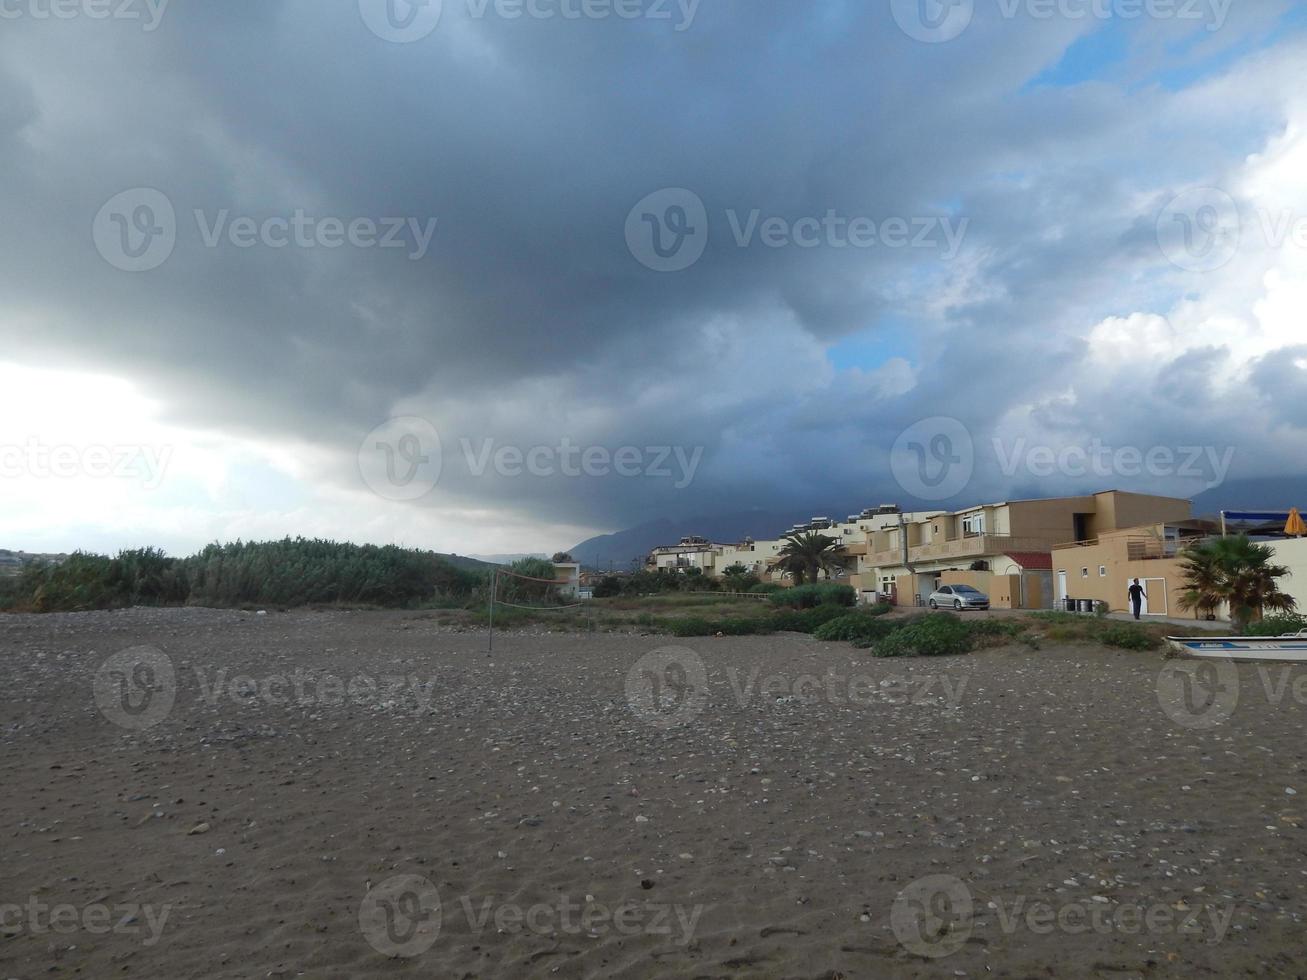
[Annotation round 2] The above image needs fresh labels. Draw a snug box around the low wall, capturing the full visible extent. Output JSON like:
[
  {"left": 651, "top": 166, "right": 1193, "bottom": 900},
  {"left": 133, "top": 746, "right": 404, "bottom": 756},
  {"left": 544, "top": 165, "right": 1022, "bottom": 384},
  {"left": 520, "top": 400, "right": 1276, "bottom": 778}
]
[{"left": 1271, "top": 539, "right": 1307, "bottom": 610}]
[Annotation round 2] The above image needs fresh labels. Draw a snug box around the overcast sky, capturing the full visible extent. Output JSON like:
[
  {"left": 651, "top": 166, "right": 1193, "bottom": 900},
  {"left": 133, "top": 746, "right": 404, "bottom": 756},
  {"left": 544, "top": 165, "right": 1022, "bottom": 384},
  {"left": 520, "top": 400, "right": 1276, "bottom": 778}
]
[{"left": 2, "top": 0, "right": 1305, "bottom": 556}]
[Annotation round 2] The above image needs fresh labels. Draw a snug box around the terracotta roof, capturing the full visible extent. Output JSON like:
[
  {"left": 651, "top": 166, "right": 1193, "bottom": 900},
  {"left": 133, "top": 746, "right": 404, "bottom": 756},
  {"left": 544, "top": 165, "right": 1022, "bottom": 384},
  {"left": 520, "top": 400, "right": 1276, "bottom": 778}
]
[{"left": 1004, "top": 551, "right": 1053, "bottom": 570}]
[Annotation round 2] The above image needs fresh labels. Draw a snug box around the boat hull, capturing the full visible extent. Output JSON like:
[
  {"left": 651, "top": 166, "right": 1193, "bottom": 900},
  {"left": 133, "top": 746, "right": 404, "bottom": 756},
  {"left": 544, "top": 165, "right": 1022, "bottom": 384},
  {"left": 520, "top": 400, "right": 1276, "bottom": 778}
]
[{"left": 1167, "top": 635, "right": 1307, "bottom": 663}]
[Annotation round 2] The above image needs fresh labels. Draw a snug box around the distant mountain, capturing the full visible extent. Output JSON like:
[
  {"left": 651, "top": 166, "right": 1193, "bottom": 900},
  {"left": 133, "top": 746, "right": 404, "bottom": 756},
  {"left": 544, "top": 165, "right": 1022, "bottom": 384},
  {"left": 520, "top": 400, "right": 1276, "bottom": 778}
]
[
  {"left": 1192, "top": 478, "right": 1304, "bottom": 517},
  {"left": 465, "top": 553, "right": 548, "bottom": 566},
  {"left": 569, "top": 510, "right": 831, "bottom": 571},
  {"left": 434, "top": 553, "right": 502, "bottom": 573}
]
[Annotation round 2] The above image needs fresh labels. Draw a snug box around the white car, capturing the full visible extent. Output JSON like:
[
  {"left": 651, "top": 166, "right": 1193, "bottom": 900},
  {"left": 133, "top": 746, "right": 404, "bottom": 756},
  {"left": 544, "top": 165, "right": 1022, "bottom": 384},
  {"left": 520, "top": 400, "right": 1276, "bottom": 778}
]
[{"left": 928, "top": 584, "right": 990, "bottom": 611}]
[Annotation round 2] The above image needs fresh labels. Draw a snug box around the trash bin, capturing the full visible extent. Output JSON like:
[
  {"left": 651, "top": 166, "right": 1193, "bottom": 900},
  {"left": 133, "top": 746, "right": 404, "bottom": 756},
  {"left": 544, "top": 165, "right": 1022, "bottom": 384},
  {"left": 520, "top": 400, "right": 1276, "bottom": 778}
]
[
  {"left": 1077, "top": 599, "right": 1094, "bottom": 614},
  {"left": 1063, "top": 597, "right": 1077, "bottom": 612}
]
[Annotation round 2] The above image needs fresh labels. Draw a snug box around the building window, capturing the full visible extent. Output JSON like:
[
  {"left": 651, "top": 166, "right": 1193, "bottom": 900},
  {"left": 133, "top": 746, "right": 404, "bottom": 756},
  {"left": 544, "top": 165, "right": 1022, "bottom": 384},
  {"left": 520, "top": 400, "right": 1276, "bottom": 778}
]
[
  {"left": 962, "top": 513, "right": 985, "bottom": 536},
  {"left": 1081, "top": 567, "right": 1089, "bottom": 578},
  {"left": 1099, "top": 566, "right": 1107, "bottom": 577}
]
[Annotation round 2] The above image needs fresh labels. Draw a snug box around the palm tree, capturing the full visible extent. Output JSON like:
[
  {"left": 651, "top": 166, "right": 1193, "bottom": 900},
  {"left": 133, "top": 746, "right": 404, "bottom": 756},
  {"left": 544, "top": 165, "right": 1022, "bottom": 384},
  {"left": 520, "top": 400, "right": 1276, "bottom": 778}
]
[
  {"left": 777, "top": 532, "right": 847, "bottom": 585},
  {"left": 1178, "top": 535, "right": 1297, "bottom": 631},
  {"left": 1177, "top": 545, "right": 1223, "bottom": 620}
]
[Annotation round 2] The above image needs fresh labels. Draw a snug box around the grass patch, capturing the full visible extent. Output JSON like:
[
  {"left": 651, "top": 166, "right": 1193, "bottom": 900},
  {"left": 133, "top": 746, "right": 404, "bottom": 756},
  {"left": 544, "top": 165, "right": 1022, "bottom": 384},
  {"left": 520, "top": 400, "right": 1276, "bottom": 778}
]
[
  {"left": 666, "top": 617, "right": 775, "bottom": 637},
  {"left": 1100, "top": 623, "right": 1162, "bottom": 651}
]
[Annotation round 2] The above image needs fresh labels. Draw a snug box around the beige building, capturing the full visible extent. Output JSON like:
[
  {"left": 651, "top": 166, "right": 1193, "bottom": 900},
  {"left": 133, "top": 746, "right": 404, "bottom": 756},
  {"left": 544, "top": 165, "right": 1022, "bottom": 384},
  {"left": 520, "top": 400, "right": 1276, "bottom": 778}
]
[
  {"left": 1051, "top": 519, "right": 1218, "bottom": 618},
  {"left": 854, "top": 491, "right": 1194, "bottom": 609},
  {"left": 552, "top": 561, "right": 582, "bottom": 598},
  {"left": 647, "top": 537, "right": 725, "bottom": 573},
  {"left": 644, "top": 492, "right": 1197, "bottom": 609}
]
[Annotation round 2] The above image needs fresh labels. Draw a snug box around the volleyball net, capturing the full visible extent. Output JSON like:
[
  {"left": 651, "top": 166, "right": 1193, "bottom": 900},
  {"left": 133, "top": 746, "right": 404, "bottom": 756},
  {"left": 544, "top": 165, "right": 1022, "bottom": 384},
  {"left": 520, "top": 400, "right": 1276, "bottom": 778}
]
[{"left": 486, "top": 566, "right": 590, "bottom": 651}]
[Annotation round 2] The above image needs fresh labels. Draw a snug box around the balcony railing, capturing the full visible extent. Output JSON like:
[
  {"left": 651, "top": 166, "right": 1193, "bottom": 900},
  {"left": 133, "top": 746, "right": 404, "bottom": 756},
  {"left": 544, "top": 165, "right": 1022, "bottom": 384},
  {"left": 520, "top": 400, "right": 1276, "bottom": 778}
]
[{"left": 1053, "top": 534, "right": 1214, "bottom": 561}]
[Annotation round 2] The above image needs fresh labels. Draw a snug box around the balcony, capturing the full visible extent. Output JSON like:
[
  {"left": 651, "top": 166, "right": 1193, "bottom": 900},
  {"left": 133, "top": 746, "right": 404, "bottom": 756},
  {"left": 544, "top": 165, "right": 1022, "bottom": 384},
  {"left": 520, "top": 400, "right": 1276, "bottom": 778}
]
[{"left": 861, "top": 534, "right": 1056, "bottom": 568}]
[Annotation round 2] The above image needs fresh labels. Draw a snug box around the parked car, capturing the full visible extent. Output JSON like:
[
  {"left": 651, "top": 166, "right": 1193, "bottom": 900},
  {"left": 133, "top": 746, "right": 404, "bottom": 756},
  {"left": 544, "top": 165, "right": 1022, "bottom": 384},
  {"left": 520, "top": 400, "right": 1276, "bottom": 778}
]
[{"left": 928, "top": 584, "right": 990, "bottom": 611}]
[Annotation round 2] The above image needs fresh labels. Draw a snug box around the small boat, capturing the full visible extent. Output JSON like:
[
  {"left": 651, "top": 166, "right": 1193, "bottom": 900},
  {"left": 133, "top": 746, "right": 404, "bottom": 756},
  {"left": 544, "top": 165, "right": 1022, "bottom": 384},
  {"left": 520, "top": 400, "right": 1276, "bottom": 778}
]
[{"left": 1167, "top": 630, "right": 1307, "bottom": 663}]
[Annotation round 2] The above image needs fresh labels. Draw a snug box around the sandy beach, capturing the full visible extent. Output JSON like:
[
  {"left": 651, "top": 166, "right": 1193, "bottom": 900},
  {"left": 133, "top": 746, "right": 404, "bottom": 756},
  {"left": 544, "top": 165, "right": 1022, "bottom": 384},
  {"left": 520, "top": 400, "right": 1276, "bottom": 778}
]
[{"left": 3, "top": 607, "right": 1306, "bottom": 978}]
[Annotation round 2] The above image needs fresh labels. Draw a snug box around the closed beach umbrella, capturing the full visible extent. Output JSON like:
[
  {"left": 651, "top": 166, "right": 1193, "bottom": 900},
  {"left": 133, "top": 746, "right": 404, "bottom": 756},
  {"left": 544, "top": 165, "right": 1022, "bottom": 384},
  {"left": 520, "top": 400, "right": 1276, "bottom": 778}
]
[{"left": 1286, "top": 508, "right": 1306, "bottom": 537}]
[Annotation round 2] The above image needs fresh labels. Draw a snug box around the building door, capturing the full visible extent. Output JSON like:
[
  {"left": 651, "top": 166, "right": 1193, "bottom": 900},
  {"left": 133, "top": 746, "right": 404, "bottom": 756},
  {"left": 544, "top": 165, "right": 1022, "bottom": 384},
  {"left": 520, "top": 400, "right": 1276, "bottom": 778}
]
[
  {"left": 1057, "top": 570, "right": 1068, "bottom": 601},
  {"left": 1140, "top": 578, "right": 1167, "bottom": 616}
]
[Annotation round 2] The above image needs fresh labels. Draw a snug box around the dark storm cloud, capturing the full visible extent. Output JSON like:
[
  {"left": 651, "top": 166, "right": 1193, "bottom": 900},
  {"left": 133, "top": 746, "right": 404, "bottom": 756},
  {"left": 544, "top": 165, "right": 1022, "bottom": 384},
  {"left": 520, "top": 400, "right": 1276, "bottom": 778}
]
[{"left": 0, "top": 0, "right": 1302, "bottom": 532}]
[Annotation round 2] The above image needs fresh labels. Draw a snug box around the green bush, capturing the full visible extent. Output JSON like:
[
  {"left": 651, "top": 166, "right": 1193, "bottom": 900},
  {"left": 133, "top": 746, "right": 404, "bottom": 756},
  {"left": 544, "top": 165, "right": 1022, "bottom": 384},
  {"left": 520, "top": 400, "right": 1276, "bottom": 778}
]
[
  {"left": 865, "top": 602, "right": 894, "bottom": 617},
  {"left": 813, "top": 612, "right": 904, "bottom": 643},
  {"left": 869, "top": 613, "right": 975, "bottom": 658},
  {"left": 768, "top": 584, "right": 857, "bottom": 609},
  {"left": 1100, "top": 623, "right": 1161, "bottom": 651},
  {"left": 1245, "top": 614, "right": 1307, "bottom": 637},
  {"left": 3, "top": 539, "right": 481, "bottom": 613},
  {"left": 749, "top": 583, "right": 784, "bottom": 595}
]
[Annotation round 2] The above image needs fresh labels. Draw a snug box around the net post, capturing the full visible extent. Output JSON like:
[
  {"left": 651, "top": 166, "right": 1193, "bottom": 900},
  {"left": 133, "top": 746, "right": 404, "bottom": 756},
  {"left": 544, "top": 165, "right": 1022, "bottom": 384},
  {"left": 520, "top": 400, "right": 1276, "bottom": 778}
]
[{"left": 488, "top": 568, "right": 496, "bottom": 655}]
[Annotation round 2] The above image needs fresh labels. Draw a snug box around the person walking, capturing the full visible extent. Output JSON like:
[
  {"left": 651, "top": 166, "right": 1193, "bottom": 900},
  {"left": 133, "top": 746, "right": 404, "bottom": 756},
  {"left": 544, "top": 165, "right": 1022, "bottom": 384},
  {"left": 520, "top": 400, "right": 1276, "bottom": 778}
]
[{"left": 1128, "top": 579, "right": 1147, "bottom": 621}]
